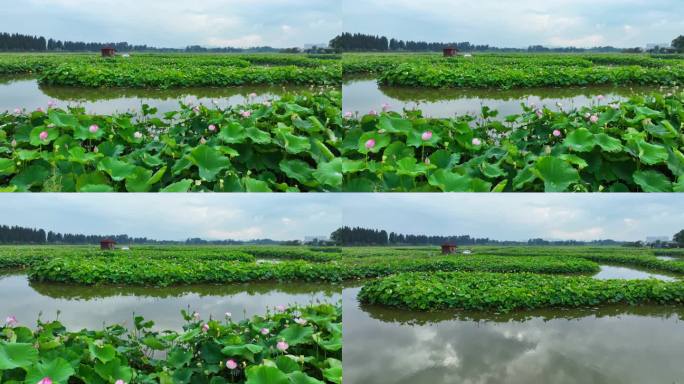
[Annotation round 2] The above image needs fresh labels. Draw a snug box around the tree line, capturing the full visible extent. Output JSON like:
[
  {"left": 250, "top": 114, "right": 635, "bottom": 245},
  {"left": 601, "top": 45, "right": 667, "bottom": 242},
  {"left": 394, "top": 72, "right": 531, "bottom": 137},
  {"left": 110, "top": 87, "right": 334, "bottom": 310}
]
[
  {"left": 0, "top": 224, "right": 278, "bottom": 245},
  {"left": 330, "top": 32, "right": 684, "bottom": 53},
  {"left": 0, "top": 31, "right": 281, "bottom": 52},
  {"left": 329, "top": 226, "right": 628, "bottom": 246}
]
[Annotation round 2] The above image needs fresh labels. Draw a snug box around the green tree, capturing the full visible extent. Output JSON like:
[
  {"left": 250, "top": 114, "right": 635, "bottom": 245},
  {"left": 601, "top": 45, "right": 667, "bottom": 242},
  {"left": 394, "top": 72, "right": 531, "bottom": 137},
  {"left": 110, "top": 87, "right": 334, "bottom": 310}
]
[
  {"left": 674, "top": 230, "right": 684, "bottom": 246},
  {"left": 672, "top": 35, "right": 684, "bottom": 53}
]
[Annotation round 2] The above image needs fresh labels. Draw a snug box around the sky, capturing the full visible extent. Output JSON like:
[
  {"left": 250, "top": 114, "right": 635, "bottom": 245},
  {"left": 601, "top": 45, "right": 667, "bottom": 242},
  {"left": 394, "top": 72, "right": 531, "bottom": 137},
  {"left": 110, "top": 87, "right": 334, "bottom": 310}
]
[
  {"left": 0, "top": 0, "right": 341, "bottom": 48},
  {"left": 344, "top": 0, "right": 684, "bottom": 48},
  {"left": 339, "top": 194, "right": 684, "bottom": 242},
  {"left": 0, "top": 194, "right": 342, "bottom": 241},
  {"left": 1, "top": 194, "right": 682, "bottom": 242}
]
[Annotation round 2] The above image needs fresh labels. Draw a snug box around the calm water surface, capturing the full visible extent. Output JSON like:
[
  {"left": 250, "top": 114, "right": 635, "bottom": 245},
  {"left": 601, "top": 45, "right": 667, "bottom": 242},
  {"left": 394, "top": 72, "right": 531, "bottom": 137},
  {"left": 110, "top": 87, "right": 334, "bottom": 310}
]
[
  {"left": 343, "top": 76, "right": 660, "bottom": 118},
  {"left": 593, "top": 265, "right": 678, "bottom": 281},
  {"left": 0, "top": 75, "right": 316, "bottom": 114},
  {"left": 0, "top": 271, "right": 340, "bottom": 330},
  {"left": 343, "top": 286, "right": 684, "bottom": 384}
]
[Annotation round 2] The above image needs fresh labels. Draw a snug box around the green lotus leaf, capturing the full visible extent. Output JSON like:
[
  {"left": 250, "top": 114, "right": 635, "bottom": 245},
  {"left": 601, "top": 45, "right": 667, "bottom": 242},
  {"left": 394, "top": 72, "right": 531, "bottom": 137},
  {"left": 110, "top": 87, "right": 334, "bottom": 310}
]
[
  {"left": 0, "top": 343, "right": 39, "bottom": 369},
  {"left": 633, "top": 170, "right": 673, "bottom": 192},
  {"left": 25, "top": 358, "right": 75, "bottom": 384},
  {"left": 533, "top": 156, "right": 579, "bottom": 192},
  {"left": 188, "top": 145, "right": 231, "bottom": 181}
]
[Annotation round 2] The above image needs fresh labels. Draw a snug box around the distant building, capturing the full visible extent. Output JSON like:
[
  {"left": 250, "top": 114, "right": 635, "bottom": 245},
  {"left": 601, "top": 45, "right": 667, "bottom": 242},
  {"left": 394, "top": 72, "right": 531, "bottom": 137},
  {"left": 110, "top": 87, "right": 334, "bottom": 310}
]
[
  {"left": 443, "top": 47, "right": 458, "bottom": 57},
  {"left": 305, "top": 235, "right": 329, "bottom": 243},
  {"left": 646, "top": 43, "right": 670, "bottom": 50},
  {"left": 304, "top": 43, "right": 329, "bottom": 50},
  {"left": 646, "top": 236, "right": 670, "bottom": 244},
  {"left": 100, "top": 239, "right": 116, "bottom": 250},
  {"left": 101, "top": 47, "right": 116, "bottom": 57},
  {"left": 441, "top": 243, "right": 458, "bottom": 255}
]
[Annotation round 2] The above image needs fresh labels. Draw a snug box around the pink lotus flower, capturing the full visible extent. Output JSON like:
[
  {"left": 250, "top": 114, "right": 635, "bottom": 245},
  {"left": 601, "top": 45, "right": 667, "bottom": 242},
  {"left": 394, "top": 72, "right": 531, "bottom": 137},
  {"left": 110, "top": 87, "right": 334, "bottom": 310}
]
[
  {"left": 47, "top": 100, "right": 57, "bottom": 108},
  {"left": 37, "top": 377, "right": 52, "bottom": 384},
  {"left": 115, "top": 380, "right": 126, "bottom": 384},
  {"left": 89, "top": 124, "right": 99, "bottom": 133},
  {"left": 276, "top": 341, "right": 289, "bottom": 352},
  {"left": 5, "top": 316, "right": 17, "bottom": 327},
  {"left": 421, "top": 131, "right": 433, "bottom": 141},
  {"left": 93, "top": 146, "right": 99, "bottom": 153},
  {"left": 382, "top": 103, "right": 391, "bottom": 112},
  {"left": 193, "top": 312, "right": 200, "bottom": 320},
  {"left": 472, "top": 138, "right": 481, "bottom": 146},
  {"left": 260, "top": 328, "right": 269, "bottom": 335},
  {"left": 11, "top": 139, "right": 17, "bottom": 148},
  {"left": 294, "top": 318, "right": 307, "bottom": 325},
  {"left": 589, "top": 115, "right": 599, "bottom": 123},
  {"left": 13, "top": 108, "right": 22, "bottom": 115},
  {"left": 36, "top": 107, "right": 44, "bottom": 113},
  {"left": 208, "top": 124, "right": 217, "bottom": 132},
  {"left": 249, "top": 92, "right": 258, "bottom": 98},
  {"left": 597, "top": 94, "right": 605, "bottom": 101},
  {"left": 201, "top": 323, "right": 209, "bottom": 333},
  {"left": 275, "top": 305, "right": 286, "bottom": 312},
  {"left": 241, "top": 110, "right": 252, "bottom": 118},
  {"left": 226, "top": 359, "right": 238, "bottom": 370},
  {"left": 424, "top": 158, "right": 431, "bottom": 165},
  {"left": 553, "top": 130, "right": 562, "bottom": 137},
  {"left": 368, "top": 109, "right": 378, "bottom": 116},
  {"left": 365, "top": 139, "right": 376, "bottom": 150},
  {"left": 134, "top": 131, "right": 143, "bottom": 139},
  {"left": 343, "top": 111, "right": 354, "bottom": 119},
  {"left": 39, "top": 131, "right": 49, "bottom": 141}
]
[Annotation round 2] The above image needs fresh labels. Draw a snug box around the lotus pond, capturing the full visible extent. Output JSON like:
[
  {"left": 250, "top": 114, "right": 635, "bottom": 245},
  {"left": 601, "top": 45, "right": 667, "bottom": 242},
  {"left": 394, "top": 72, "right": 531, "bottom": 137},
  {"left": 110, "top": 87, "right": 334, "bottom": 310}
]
[
  {"left": 0, "top": 245, "right": 343, "bottom": 383},
  {"left": 343, "top": 75, "right": 661, "bottom": 118},
  {"left": 0, "top": 75, "right": 317, "bottom": 116},
  {"left": 344, "top": 286, "right": 684, "bottom": 384},
  {"left": 345, "top": 245, "right": 684, "bottom": 383}
]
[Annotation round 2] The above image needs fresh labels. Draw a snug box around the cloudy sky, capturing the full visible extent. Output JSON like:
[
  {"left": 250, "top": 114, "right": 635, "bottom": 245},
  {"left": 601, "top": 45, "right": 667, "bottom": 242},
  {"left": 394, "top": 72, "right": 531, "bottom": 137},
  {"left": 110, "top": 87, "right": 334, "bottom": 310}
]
[
  {"left": 1, "top": 194, "right": 682, "bottom": 242},
  {"left": 1, "top": 0, "right": 341, "bottom": 48},
  {"left": 0, "top": 194, "right": 342, "bottom": 241},
  {"left": 344, "top": 0, "right": 684, "bottom": 48},
  {"left": 339, "top": 194, "right": 684, "bottom": 242}
]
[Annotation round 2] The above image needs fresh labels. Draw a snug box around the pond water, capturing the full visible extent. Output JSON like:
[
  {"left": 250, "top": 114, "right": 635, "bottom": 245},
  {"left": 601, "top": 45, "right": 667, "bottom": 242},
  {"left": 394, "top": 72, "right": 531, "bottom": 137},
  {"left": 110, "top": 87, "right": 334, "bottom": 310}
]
[
  {"left": 343, "top": 76, "right": 660, "bottom": 118},
  {"left": 593, "top": 265, "right": 678, "bottom": 281},
  {"left": 657, "top": 256, "right": 679, "bottom": 261},
  {"left": 0, "top": 75, "right": 316, "bottom": 115},
  {"left": 343, "top": 287, "right": 684, "bottom": 384},
  {"left": 0, "top": 272, "right": 340, "bottom": 330}
]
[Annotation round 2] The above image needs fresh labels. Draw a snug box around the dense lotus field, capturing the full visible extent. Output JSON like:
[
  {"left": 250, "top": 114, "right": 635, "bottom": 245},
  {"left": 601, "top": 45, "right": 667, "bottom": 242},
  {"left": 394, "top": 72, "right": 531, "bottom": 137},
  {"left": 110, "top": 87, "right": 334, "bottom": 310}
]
[
  {"left": 3, "top": 245, "right": 683, "bottom": 286},
  {"left": 342, "top": 53, "right": 684, "bottom": 88},
  {"left": 0, "top": 302, "right": 342, "bottom": 384},
  {"left": 358, "top": 271, "right": 684, "bottom": 312},
  {"left": 0, "top": 53, "right": 342, "bottom": 87},
  {"left": 2, "top": 87, "right": 683, "bottom": 191}
]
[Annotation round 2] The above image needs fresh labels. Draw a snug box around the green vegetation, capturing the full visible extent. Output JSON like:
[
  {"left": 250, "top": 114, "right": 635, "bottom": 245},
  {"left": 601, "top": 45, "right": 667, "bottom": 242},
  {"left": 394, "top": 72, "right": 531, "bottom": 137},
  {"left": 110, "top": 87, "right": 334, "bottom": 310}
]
[
  {"left": 2, "top": 88, "right": 682, "bottom": 192},
  {"left": 0, "top": 91, "right": 342, "bottom": 192},
  {"left": 358, "top": 271, "right": 684, "bottom": 312},
  {"left": 0, "top": 53, "right": 342, "bottom": 87},
  {"left": 0, "top": 303, "right": 342, "bottom": 384},
  {"left": 342, "top": 53, "right": 684, "bottom": 88},
  {"left": 27, "top": 254, "right": 598, "bottom": 286}
]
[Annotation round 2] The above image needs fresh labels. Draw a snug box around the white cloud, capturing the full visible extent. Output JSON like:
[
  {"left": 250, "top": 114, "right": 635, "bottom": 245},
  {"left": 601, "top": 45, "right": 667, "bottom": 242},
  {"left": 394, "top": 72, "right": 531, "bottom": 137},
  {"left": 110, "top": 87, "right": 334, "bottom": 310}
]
[
  {"left": 207, "top": 227, "right": 264, "bottom": 240},
  {"left": 207, "top": 35, "right": 263, "bottom": 48},
  {"left": 344, "top": 0, "right": 684, "bottom": 47},
  {"left": 3, "top": 0, "right": 341, "bottom": 47}
]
